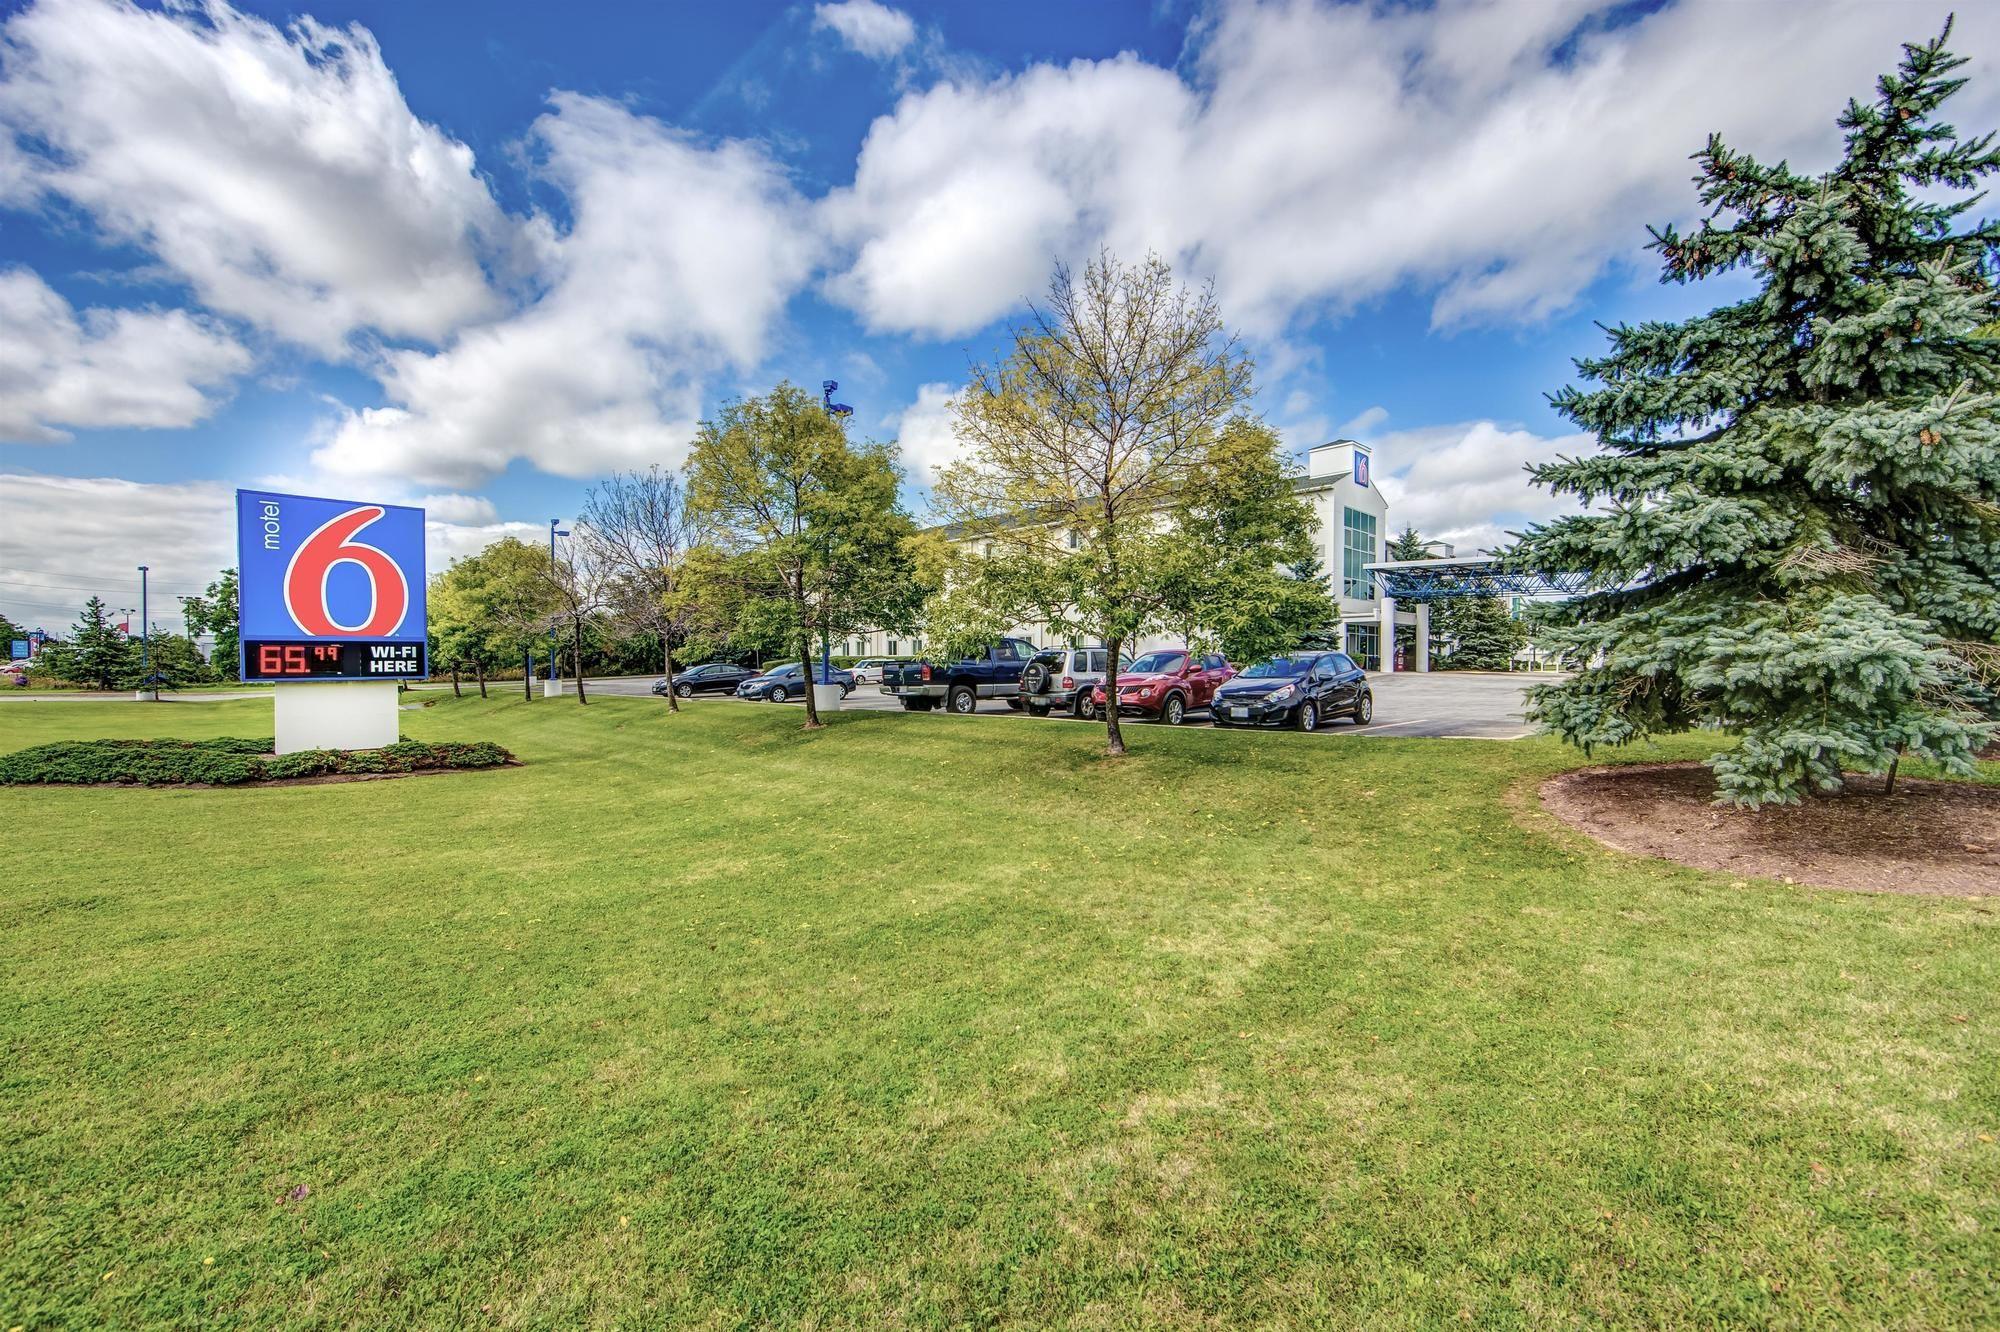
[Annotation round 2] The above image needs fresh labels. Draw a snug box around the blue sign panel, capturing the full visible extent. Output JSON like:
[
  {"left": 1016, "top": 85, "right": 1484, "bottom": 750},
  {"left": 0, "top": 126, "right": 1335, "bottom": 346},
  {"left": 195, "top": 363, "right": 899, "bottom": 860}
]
[
  {"left": 1353, "top": 448, "right": 1371, "bottom": 488},
  {"left": 9, "top": 639, "right": 25, "bottom": 660},
  {"left": 235, "top": 489, "right": 427, "bottom": 682}
]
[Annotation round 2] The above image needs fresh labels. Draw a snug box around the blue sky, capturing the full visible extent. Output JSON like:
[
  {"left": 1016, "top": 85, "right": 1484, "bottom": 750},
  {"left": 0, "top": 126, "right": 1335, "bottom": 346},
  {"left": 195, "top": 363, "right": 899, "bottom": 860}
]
[{"left": 1, "top": 0, "right": 1990, "bottom": 633}]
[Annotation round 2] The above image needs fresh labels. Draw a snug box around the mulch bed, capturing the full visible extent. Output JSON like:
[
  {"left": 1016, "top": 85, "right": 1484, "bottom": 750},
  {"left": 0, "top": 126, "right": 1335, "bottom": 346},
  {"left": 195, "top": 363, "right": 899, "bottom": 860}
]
[{"left": 1538, "top": 762, "right": 2000, "bottom": 897}]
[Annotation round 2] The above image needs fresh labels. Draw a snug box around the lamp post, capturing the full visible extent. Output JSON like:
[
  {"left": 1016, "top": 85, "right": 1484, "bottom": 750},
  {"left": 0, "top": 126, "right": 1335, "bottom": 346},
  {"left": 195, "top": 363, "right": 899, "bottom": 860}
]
[
  {"left": 137, "top": 566, "right": 150, "bottom": 689},
  {"left": 548, "top": 520, "right": 569, "bottom": 685}
]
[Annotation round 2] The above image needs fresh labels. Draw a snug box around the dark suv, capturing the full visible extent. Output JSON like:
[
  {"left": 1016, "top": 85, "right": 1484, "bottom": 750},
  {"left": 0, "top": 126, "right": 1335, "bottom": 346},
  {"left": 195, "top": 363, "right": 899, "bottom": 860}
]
[{"left": 1210, "top": 651, "right": 1372, "bottom": 731}]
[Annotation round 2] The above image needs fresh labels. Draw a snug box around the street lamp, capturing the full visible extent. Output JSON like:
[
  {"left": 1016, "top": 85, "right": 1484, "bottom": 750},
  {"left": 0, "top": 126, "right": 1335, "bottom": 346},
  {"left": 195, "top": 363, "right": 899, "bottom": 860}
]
[
  {"left": 548, "top": 520, "right": 569, "bottom": 684},
  {"left": 137, "top": 565, "right": 150, "bottom": 692}
]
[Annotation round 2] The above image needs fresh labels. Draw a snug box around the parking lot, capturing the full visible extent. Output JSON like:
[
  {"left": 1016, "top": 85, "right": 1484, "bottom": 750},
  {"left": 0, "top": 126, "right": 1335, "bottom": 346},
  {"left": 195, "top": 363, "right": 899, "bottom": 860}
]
[{"left": 582, "top": 671, "right": 1556, "bottom": 739}]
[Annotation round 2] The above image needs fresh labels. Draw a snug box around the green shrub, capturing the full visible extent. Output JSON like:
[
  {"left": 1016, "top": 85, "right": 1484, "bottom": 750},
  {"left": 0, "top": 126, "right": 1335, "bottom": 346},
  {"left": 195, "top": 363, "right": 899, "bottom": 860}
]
[{"left": 0, "top": 737, "right": 514, "bottom": 786}]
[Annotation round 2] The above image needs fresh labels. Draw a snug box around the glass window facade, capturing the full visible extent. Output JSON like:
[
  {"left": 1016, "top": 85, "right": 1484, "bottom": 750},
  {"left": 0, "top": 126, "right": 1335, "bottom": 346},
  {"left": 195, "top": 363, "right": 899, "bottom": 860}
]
[
  {"left": 1343, "top": 507, "right": 1378, "bottom": 600},
  {"left": 1345, "top": 622, "right": 1381, "bottom": 672}
]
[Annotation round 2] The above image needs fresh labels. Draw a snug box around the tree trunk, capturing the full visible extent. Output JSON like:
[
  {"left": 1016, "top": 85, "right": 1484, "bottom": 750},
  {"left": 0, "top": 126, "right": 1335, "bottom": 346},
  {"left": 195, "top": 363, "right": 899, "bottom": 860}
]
[
  {"left": 450, "top": 666, "right": 462, "bottom": 698},
  {"left": 797, "top": 624, "right": 820, "bottom": 729},
  {"left": 1103, "top": 634, "right": 1126, "bottom": 756},
  {"left": 476, "top": 661, "right": 488, "bottom": 699},
  {"left": 1885, "top": 744, "right": 1904, "bottom": 796},
  {"left": 524, "top": 648, "right": 533, "bottom": 701},
  {"left": 661, "top": 632, "right": 679, "bottom": 713},
  {"left": 572, "top": 621, "right": 588, "bottom": 704}
]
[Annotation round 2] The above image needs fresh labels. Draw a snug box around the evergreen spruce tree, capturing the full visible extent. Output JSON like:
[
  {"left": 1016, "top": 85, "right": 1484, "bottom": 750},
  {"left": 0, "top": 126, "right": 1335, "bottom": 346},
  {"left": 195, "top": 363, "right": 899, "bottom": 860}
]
[
  {"left": 42, "top": 597, "right": 136, "bottom": 690},
  {"left": 1516, "top": 25, "right": 2000, "bottom": 805},
  {"left": 1438, "top": 595, "right": 1526, "bottom": 671},
  {"left": 1387, "top": 524, "right": 1431, "bottom": 562}
]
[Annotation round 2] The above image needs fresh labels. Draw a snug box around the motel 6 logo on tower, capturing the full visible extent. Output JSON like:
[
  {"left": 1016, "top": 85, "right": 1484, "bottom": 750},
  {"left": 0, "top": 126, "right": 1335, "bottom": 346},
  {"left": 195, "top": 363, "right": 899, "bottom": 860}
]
[{"left": 236, "top": 489, "right": 428, "bottom": 682}]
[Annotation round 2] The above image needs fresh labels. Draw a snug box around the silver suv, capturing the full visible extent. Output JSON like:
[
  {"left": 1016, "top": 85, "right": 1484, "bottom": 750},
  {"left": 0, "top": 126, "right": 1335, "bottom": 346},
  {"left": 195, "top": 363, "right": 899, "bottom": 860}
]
[{"left": 1018, "top": 647, "right": 1110, "bottom": 719}]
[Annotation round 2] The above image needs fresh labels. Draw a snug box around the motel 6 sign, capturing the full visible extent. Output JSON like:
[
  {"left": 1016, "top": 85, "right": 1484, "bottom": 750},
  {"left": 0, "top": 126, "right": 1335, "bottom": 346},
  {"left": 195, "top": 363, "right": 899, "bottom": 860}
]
[{"left": 236, "top": 489, "right": 428, "bottom": 682}]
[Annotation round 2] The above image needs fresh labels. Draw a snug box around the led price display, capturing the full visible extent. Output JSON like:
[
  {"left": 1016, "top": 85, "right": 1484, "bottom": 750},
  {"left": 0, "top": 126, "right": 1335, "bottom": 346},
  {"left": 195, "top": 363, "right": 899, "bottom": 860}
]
[{"left": 242, "top": 640, "right": 425, "bottom": 680}]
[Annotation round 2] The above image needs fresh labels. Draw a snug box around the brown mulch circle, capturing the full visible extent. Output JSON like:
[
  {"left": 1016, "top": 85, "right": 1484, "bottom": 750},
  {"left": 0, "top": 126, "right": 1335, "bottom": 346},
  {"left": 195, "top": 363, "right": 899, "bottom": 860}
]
[{"left": 1537, "top": 761, "right": 2000, "bottom": 897}]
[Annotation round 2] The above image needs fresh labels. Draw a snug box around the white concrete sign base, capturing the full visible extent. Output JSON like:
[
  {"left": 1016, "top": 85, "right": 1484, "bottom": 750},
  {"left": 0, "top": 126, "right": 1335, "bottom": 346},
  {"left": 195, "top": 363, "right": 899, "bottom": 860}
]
[
  {"left": 274, "top": 682, "right": 400, "bottom": 754},
  {"left": 811, "top": 683, "right": 844, "bottom": 714},
  {"left": 543, "top": 679, "right": 563, "bottom": 698}
]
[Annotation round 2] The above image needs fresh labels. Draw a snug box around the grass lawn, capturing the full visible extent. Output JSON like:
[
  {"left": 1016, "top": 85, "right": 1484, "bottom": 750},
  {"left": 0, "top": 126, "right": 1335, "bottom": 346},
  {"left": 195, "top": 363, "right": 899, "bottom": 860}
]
[{"left": 3, "top": 695, "right": 1995, "bottom": 1329}]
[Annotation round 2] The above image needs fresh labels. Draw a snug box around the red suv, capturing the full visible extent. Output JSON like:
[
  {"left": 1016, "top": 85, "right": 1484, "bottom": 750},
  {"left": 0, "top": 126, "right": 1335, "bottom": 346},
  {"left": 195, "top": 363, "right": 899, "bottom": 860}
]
[{"left": 1090, "top": 649, "right": 1234, "bottom": 725}]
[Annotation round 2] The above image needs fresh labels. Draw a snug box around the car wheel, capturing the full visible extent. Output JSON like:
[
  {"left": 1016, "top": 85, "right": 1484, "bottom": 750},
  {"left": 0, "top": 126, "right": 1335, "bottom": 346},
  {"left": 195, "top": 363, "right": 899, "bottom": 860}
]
[
  {"left": 1074, "top": 694, "right": 1096, "bottom": 720},
  {"left": 1026, "top": 701, "right": 1050, "bottom": 716},
  {"left": 947, "top": 685, "right": 977, "bottom": 714},
  {"left": 768, "top": 684, "right": 788, "bottom": 703},
  {"left": 1296, "top": 700, "right": 1318, "bottom": 732},
  {"left": 1352, "top": 690, "right": 1373, "bottom": 725},
  {"left": 901, "top": 697, "right": 934, "bottom": 712},
  {"left": 840, "top": 684, "right": 852, "bottom": 698},
  {"left": 674, "top": 682, "right": 693, "bottom": 698},
  {"left": 1162, "top": 694, "right": 1186, "bottom": 726}
]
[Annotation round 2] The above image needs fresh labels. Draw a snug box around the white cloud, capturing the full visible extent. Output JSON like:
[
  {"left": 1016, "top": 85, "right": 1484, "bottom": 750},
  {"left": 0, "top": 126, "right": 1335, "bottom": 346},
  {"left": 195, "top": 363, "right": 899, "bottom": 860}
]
[
  {"left": 415, "top": 492, "right": 498, "bottom": 525},
  {"left": 314, "top": 94, "right": 817, "bottom": 488},
  {"left": 814, "top": 0, "right": 917, "bottom": 61},
  {"left": 0, "top": 0, "right": 517, "bottom": 354},
  {"left": 824, "top": 0, "right": 1990, "bottom": 337},
  {"left": 893, "top": 381, "right": 966, "bottom": 485},
  {"left": 1336, "top": 406, "right": 1389, "bottom": 439},
  {"left": 0, "top": 268, "right": 250, "bottom": 442},
  {"left": 1371, "top": 419, "right": 1598, "bottom": 554},
  {"left": 0, "top": 471, "right": 539, "bottom": 633}
]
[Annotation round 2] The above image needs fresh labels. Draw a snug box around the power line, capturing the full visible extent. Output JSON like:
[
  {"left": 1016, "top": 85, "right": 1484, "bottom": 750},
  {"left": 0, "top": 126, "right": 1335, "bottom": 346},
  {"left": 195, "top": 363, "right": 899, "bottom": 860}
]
[{"left": 0, "top": 575, "right": 209, "bottom": 595}]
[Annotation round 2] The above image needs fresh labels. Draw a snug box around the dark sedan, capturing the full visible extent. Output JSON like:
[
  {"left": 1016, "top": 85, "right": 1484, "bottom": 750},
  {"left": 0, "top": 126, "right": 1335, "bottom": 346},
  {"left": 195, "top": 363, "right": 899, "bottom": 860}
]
[
  {"left": 735, "top": 661, "right": 854, "bottom": 703},
  {"left": 1210, "top": 651, "right": 1372, "bottom": 731},
  {"left": 654, "top": 662, "right": 757, "bottom": 698}
]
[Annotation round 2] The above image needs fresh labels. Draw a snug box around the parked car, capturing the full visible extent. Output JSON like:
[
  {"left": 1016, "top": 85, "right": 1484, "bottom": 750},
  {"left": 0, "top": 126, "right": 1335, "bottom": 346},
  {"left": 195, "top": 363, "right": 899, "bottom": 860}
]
[
  {"left": 1210, "top": 651, "right": 1372, "bottom": 731},
  {"left": 1018, "top": 647, "right": 1110, "bottom": 718},
  {"left": 1089, "top": 649, "right": 1234, "bottom": 725},
  {"left": 881, "top": 638, "right": 1038, "bottom": 713},
  {"left": 654, "top": 662, "right": 757, "bottom": 698},
  {"left": 846, "top": 658, "right": 896, "bottom": 685},
  {"left": 735, "top": 661, "right": 854, "bottom": 703}
]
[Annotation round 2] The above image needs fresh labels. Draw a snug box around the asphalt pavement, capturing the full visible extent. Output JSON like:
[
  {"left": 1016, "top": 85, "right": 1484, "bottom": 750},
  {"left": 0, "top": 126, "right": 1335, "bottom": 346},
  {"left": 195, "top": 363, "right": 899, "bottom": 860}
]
[
  {"left": 601, "top": 670, "right": 1554, "bottom": 739},
  {"left": 4, "top": 671, "right": 1555, "bottom": 739}
]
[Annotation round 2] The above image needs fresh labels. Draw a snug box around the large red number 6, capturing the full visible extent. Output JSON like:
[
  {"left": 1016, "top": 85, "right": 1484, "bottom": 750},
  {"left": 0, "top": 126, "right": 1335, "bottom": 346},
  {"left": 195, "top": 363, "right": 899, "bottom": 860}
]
[{"left": 283, "top": 506, "right": 409, "bottom": 637}]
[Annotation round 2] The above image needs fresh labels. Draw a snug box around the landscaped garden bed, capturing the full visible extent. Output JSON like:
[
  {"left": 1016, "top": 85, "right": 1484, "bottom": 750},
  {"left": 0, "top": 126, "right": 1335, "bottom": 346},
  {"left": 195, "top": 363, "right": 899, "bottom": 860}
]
[
  {"left": 0, "top": 735, "right": 515, "bottom": 786},
  {"left": 1539, "top": 762, "right": 2000, "bottom": 896}
]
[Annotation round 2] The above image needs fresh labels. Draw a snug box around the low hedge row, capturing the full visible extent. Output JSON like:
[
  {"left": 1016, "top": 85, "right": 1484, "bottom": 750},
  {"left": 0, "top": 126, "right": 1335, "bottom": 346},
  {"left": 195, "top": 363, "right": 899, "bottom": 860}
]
[{"left": 0, "top": 737, "right": 513, "bottom": 786}]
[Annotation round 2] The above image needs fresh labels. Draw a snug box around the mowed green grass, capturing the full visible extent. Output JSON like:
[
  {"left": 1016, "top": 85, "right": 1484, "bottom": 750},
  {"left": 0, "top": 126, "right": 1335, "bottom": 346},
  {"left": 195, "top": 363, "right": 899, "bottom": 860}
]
[{"left": 2, "top": 696, "right": 1995, "bottom": 1330}]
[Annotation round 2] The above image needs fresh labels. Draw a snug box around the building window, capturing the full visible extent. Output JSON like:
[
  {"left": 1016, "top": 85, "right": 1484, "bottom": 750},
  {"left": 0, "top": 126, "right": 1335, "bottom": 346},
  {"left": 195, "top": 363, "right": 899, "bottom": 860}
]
[
  {"left": 1345, "top": 622, "right": 1381, "bottom": 672},
  {"left": 887, "top": 639, "right": 898, "bottom": 656},
  {"left": 1067, "top": 530, "right": 1080, "bottom": 550},
  {"left": 1342, "top": 507, "right": 1378, "bottom": 600}
]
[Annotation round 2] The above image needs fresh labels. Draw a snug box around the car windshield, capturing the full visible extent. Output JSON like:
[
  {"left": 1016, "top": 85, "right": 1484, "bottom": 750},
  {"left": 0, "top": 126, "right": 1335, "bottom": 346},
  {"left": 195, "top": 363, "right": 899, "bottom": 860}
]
[
  {"left": 1126, "top": 652, "right": 1185, "bottom": 674},
  {"left": 1240, "top": 656, "right": 1311, "bottom": 679}
]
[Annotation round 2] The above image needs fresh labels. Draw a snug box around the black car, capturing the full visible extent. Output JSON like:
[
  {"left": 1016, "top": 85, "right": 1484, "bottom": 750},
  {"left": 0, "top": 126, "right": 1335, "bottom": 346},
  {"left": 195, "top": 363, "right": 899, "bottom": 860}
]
[
  {"left": 1210, "top": 651, "right": 1372, "bottom": 732},
  {"left": 735, "top": 661, "right": 854, "bottom": 703},
  {"left": 655, "top": 662, "right": 757, "bottom": 698}
]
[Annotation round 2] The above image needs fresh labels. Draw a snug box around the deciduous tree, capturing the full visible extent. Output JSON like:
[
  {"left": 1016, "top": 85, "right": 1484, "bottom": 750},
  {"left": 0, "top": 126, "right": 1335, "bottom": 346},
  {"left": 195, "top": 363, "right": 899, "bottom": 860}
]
[
  {"left": 687, "top": 381, "right": 920, "bottom": 729},
  {"left": 178, "top": 569, "right": 239, "bottom": 680},
  {"left": 580, "top": 467, "right": 703, "bottom": 712},
  {"left": 937, "top": 251, "right": 1290, "bottom": 755}
]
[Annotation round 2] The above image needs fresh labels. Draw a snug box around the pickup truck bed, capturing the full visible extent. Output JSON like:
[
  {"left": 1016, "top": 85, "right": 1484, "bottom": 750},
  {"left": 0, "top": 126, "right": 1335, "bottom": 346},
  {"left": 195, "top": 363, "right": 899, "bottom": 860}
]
[{"left": 881, "top": 638, "right": 1039, "bottom": 714}]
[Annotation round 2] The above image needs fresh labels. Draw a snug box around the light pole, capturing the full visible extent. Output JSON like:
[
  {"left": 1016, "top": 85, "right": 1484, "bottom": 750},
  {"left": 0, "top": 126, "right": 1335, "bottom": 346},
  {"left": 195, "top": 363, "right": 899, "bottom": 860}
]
[
  {"left": 137, "top": 566, "right": 150, "bottom": 691},
  {"left": 548, "top": 520, "right": 569, "bottom": 684}
]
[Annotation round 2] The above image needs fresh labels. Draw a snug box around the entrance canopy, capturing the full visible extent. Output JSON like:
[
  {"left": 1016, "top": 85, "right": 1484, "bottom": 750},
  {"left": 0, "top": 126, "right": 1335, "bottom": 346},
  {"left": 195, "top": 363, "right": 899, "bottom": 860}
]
[{"left": 1365, "top": 556, "right": 1588, "bottom": 604}]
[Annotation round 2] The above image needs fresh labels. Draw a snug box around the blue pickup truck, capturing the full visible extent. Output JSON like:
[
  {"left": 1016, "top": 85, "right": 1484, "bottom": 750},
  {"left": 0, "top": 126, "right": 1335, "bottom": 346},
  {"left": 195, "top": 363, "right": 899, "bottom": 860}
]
[{"left": 881, "top": 638, "right": 1039, "bottom": 713}]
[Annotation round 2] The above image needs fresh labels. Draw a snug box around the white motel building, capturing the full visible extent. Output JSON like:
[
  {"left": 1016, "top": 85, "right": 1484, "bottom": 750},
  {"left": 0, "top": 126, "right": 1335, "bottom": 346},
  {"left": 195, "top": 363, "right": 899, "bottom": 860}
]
[{"left": 843, "top": 440, "right": 1442, "bottom": 673}]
